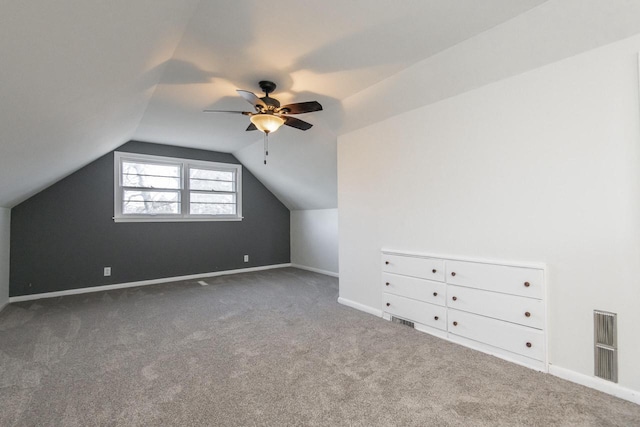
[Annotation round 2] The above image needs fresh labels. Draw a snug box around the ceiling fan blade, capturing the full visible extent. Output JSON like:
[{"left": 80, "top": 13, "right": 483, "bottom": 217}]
[
  {"left": 237, "top": 90, "right": 266, "bottom": 109},
  {"left": 246, "top": 123, "right": 257, "bottom": 131},
  {"left": 284, "top": 116, "right": 313, "bottom": 131},
  {"left": 203, "top": 110, "right": 251, "bottom": 115},
  {"left": 278, "top": 101, "right": 323, "bottom": 114}
]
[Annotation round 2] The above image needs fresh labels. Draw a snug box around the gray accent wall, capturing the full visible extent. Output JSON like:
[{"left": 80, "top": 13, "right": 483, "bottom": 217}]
[
  {"left": 10, "top": 141, "right": 290, "bottom": 296},
  {"left": 0, "top": 208, "right": 9, "bottom": 309}
]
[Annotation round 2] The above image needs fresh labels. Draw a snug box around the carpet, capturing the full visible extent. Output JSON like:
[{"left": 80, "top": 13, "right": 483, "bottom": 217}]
[{"left": 0, "top": 268, "right": 638, "bottom": 426}]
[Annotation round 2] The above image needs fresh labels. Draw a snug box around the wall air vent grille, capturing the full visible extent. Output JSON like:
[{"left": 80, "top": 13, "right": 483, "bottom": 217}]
[
  {"left": 391, "top": 316, "right": 415, "bottom": 328},
  {"left": 594, "top": 310, "right": 617, "bottom": 383}
]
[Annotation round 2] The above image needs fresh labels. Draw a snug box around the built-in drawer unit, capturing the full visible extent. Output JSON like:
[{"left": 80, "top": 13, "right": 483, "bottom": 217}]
[
  {"left": 381, "top": 250, "right": 546, "bottom": 371},
  {"left": 382, "top": 254, "right": 445, "bottom": 282},
  {"left": 448, "top": 285, "right": 543, "bottom": 329},
  {"left": 382, "top": 273, "right": 446, "bottom": 307},
  {"left": 383, "top": 293, "right": 447, "bottom": 331},
  {"left": 448, "top": 309, "right": 544, "bottom": 361},
  {"left": 446, "top": 260, "right": 543, "bottom": 299}
]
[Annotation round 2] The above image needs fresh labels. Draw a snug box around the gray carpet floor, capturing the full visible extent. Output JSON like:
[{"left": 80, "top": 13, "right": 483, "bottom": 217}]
[{"left": 0, "top": 267, "right": 639, "bottom": 426}]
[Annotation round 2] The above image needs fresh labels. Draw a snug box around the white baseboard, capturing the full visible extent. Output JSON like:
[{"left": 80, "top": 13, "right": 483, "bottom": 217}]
[
  {"left": 9, "top": 263, "right": 292, "bottom": 303},
  {"left": 0, "top": 301, "right": 7, "bottom": 313},
  {"left": 549, "top": 364, "right": 640, "bottom": 405},
  {"left": 337, "top": 296, "right": 382, "bottom": 317},
  {"left": 339, "top": 295, "right": 640, "bottom": 404},
  {"left": 291, "top": 264, "right": 339, "bottom": 278}
]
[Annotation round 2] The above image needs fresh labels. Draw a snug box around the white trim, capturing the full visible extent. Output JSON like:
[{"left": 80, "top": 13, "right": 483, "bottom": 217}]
[
  {"left": 0, "top": 302, "right": 7, "bottom": 313},
  {"left": 113, "top": 217, "right": 243, "bottom": 223},
  {"left": 347, "top": 300, "right": 640, "bottom": 404},
  {"left": 9, "top": 264, "right": 292, "bottom": 303},
  {"left": 543, "top": 268, "right": 550, "bottom": 378},
  {"left": 381, "top": 248, "right": 546, "bottom": 270},
  {"left": 114, "top": 151, "right": 243, "bottom": 222},
  {"left": 291, "top": 264, "right": 339, "bottom": 278},
  {"left": 337, "top": 296, "right": 383, "bottom": 317},
  {"left": 549, "top": 364, "right": 640, "bottom": 405}
]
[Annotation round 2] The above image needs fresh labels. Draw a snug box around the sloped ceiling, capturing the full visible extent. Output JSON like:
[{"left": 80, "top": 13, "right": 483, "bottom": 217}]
[
  {"left": 132, "top": 0, "right": 548, "bottom": 210},
  {"left": 2, "top": 1, "right": 640, "bottom": 209},
  {"left": 0, "top": 0, "right": 199, "bottom": 208}
]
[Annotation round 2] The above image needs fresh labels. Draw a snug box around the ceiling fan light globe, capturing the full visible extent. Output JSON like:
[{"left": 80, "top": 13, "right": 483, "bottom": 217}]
[{"left": 250, "top": 114, "right": 285, "bottom": 133}]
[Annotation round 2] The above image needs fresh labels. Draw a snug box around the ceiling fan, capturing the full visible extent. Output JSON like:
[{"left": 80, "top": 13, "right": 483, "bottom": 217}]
[
  {"left": 203, "top": 80, "right": 323, "bottom": 134},
  {"left": 203, "top": 81, "right": 323, "bottom": 164}
]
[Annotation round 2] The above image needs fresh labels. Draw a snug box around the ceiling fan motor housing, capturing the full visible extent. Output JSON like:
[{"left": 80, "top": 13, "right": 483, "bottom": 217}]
[
  {"left": 261, "top": 97, "right": 280, "bottom": 109},
  {"left": 203, "top": 80, "right": 320, "bottom": 132}
]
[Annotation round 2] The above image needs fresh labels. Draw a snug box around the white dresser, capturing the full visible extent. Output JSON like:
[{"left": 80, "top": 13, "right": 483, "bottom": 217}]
[{"left": 381, "top": 250, "right": 546, "bottom": 371}]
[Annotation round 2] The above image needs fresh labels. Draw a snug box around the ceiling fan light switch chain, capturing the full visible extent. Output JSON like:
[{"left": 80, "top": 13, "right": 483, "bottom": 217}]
[{"left": 263, "top": 133, "right": 268, "bottom": 165}]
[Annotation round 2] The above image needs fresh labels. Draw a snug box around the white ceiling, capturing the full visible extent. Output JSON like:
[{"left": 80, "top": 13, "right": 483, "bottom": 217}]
[
  {"left": 2, "top": 1, "right": 640, "bottom": 209},
  {"left": 0, "top": 0, "right": 200, "bottom": 208}
]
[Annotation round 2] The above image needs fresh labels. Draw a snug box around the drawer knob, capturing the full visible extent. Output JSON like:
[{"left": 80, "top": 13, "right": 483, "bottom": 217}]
[
  {"left": 386, "top": 302, "right": 390, "bottom": 307},
  {"left": 433, "top": 292, "right": 438, "bottom": 297},
  {"left": 451, "top": 272, "right": 456, "bottom": 277},
  {"left": 525, "top": 311, "right": 531, "bottom": 317},
  {"left": 452, "top": 296, "right": 457, "bottom": 301},
  {"left": 385, "top": 282, "right": 390, "bottom": 286},
  {"left": 524, "top": 281, "right": 530, "bottom": 287},
  {"left": 434, "top": 316, "right": 439, "bottom": 321},
  {"left": 526, "top": 342, "right": 532, "bottom": 348},
  {"left": 432, "top": 269, "right": 437, "bottom": 273},
  {"left": 453, "top": 321, "right": 458, "bottom": 326},
  {"left": 385, "top": 261, "right": 390, "bottom": 265}
]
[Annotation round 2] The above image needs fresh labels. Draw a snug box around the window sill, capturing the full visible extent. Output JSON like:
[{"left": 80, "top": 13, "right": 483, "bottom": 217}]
[{"left": 113, "top": 216, "right": 243, "bottom": 223}]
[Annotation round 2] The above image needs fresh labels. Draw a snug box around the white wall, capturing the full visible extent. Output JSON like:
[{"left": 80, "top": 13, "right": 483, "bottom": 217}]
[
  {"left": 340, "top": 0, "right": 640, "bottom": 135},
  {"left": 0, "top": 208, "right": 10, "bottom": 311},
  {"left": 338, "top": 36, "right": 640, "bottom": 394},
  {"left": 291, "top": 209, "right": 339, "bottom": 276}
]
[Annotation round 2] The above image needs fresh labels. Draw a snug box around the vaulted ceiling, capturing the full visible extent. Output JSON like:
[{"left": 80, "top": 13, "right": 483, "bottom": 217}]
[{"left": 2, "top": 1, "right": 640, "bottom": 209}]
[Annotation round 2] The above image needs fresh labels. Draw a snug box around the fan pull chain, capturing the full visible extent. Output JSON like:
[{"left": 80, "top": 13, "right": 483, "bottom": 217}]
[{"left": 263, "top": 132, "right": 268, "bottom": 165}]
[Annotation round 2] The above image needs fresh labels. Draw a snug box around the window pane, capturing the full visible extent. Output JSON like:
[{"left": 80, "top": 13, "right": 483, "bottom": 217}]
[
  {"left": 123, "top": 190, "right": 180, "bottom": 215},
  {"left": 115, "top": 153, "right": 242, "bottom": 221},
  {"left": 189, "top": 168, "right": 235, "bottom": 192},
  {"left": 122, "top": 161, "right": 181, "bottom": 189},
  {"left": 190, "top": 203, "right": 237, "bottom": 215},
  {"left": 190, "top": 179, "right": 234, "bottom": 192},
  {"left": 190, "top": 192, "right": 236, "bottom": 215},
  {"left": 191, "top": 193, "right": 235, "bottom": 204},
  {"left": 190, "top": 168, "right": 233, "bottom": 181}
]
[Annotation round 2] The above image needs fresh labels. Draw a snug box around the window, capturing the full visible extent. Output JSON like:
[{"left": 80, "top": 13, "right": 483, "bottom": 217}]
[{"left": 114, "top": 152, "right": 242, "bottom": 222}]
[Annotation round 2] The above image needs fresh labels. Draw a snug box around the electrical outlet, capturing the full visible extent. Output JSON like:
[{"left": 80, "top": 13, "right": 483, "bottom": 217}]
[
  {"left": 104, "top": 267, "right": 111, "bottom": 277},
  {"left": 243, "top": 255, "right": 249, "bottom": 263}
]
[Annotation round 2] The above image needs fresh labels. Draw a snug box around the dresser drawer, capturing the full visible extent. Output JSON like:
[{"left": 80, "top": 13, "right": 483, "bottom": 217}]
[
  {"left": 446, "top": 260, "right": 543, "bottom": 299},
  {"left": 382, "top": 293, "right": 447, "bottom": 330},
  {"left": 382, "top": 273, "right": 446, "bottom": 306},
  {"left": 382, "top": 254, "right": 445, "bottom": 282},
  {"left": 448, "top": 285, "right": 543, "bottom": 329},
  {"left": 448, "top": 309, "right": 544, "bottom": 361}
]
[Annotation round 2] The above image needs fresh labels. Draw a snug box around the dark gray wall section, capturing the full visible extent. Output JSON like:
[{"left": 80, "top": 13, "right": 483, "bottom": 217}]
[{"left": 10, "top": 141, "right": 290, "bottom": 296}]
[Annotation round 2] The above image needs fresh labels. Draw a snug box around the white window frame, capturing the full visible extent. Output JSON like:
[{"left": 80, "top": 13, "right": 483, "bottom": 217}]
[{"left": 114, "top": 152, "right": 243, "bottom": 223}]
